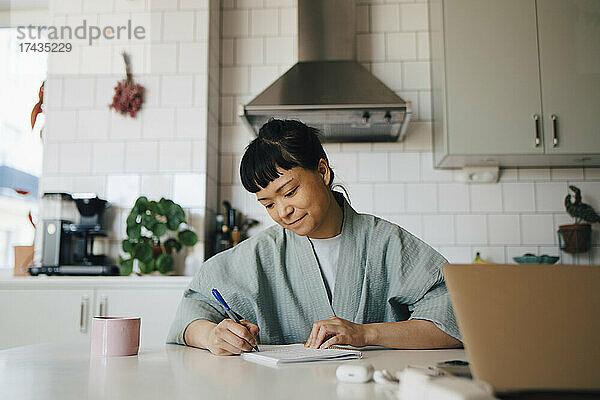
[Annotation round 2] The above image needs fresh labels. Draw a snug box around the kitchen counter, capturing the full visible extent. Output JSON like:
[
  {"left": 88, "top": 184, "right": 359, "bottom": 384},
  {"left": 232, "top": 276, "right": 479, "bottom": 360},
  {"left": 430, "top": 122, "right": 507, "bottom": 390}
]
[
  {"left": 0, "top": 275, "right": 192, "bottom": 289},
  {"left": 0, "top": 341, "right": 467, "bottom": 400}
]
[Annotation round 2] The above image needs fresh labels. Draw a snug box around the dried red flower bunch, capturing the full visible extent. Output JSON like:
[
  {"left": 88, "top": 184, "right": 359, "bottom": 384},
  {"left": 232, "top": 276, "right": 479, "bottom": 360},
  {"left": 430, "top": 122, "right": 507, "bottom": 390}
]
[
  {"left": 110, "top": 79, "right": 145, "bottom": 118},
  {"left": 109, "top": 52, "right": 145, "bottom": 118}
]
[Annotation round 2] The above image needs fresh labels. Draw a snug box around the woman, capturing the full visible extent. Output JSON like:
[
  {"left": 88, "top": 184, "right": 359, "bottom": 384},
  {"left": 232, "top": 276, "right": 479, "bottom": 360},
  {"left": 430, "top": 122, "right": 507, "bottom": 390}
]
[{"left": 167, "top": 119, "right": 462, "bottom": 355}]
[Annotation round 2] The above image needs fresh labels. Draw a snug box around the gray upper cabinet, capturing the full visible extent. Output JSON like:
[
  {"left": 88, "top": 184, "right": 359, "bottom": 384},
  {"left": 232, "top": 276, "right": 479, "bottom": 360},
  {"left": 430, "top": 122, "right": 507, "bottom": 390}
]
[
  {"left": 538, "top": 0, "right": 600, "bottom": 155},
  {"left": 430, "top": 0, "right": 600, "bottom": 168}
]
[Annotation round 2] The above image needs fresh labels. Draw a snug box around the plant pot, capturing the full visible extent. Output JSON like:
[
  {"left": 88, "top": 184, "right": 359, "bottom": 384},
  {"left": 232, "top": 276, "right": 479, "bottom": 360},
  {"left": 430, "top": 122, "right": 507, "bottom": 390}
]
[
  {"left": 152, "top": 244, "right": 172, "bottom": 259},
  {"left": 557, "top": 224, "right": 591, "bottom": 254}
]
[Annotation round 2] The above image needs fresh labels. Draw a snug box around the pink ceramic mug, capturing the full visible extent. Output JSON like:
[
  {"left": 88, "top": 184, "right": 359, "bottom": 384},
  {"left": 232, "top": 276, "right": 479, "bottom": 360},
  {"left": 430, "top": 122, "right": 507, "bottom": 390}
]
[{"left": 91, "top": 317, "right": 141, "bottom": 357}]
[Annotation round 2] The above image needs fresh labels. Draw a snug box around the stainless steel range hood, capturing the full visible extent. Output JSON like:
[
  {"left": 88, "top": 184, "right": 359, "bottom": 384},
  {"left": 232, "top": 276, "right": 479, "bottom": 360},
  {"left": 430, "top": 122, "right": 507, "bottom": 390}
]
[{"left": 239, "top": 0, "right": 412, "bottom": 142}]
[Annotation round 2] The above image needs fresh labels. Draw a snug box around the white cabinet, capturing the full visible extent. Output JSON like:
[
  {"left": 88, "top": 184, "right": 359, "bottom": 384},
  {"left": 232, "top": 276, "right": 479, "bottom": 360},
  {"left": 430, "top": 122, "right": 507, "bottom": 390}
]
[
  {"left": 0, "top": 289, "right": 94, "bottom": 350},
  {"left": 0, "top": 277, "right": 189, "bottom": 350},
  {"left": 94, "top": 289, "right": 184, "bottom": 347},
  {"left": 430, "top": 0, "right": 600, "bottom": 168}
]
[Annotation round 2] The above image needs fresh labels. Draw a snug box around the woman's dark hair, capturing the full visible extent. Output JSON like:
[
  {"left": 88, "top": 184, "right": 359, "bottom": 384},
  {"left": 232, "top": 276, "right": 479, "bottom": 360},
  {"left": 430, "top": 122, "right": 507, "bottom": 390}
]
[{"left": 240, "top": 119, "right": 334, "bottom": 193}]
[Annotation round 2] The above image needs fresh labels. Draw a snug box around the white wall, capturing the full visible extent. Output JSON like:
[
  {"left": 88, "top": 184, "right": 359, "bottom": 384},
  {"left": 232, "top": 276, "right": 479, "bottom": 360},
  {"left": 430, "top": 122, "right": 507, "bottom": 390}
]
[
  {"left": 217, "top": 0, "right": 600, "bottom": 265},
  {"left": 39, "top": 0, "right": 220, "bottom": 271}
]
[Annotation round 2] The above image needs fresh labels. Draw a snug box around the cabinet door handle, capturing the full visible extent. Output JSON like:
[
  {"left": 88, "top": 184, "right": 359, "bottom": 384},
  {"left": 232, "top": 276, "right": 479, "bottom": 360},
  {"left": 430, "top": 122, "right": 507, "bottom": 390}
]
[
  {"left": 551, "top": 114, "right": 558, "bottom": 147},
  {"left": 533, "top": 114, "right": 540, "bottom": 147},
  {"left": 99, "top": 296, "right": 108, "bottom": 317},
  {"left": 80, "top": 296, "right": 89, "bottom": 334}
]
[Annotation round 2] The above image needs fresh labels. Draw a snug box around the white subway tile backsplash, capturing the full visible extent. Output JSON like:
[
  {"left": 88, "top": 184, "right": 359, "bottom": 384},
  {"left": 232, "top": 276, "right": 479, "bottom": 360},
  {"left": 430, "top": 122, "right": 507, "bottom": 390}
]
[
  {"left": 125, "top": 142, "right": 159, "bottom": 173},
  {"left": 356, "top": 5, "right": 369, "bottom": 33},
  {"left": 488, "top": 215, "right": 520, "bottom": 245},
  {"left": 222, "top": 39, "right": 235, "bottom": 65},
  {"left": 181, "top": 0, "right": 209, "bottom": 9},
  {"left": 78, "top": 110, "right": 110, "bottom": 140},
  {"left": 80, "top": 46, "right": 112, "bottom": 74},
  {"left": 374, "top": 184, "right": 404, "bottom": 213},
  {"left": 173, "top": 173, "right": 207, "bottom": 207},
  {"left": 236, "top": 38, "right": 264, "bottom": 65},
  {"left": 164, "top": 11, "right": 196, "bottom": 41},
  {"left": 370, "top": 4, "right": 400, "bottom": 32},
  {"left": 394, "top": 215, "right": 423, "bottom": 237},
  {"left": 400, "top": 3, "right": 428, "bottom": 31},
  {"left": 455, "top": 215, "right": 486, "bottom": 245},
  {"left": 161, "top": 76, "right": 194, "bottom": 106},
  {"left": 149, "top": 0, "right": 177, "bottom": 10},
  {"left": 416, "top": 32, "right": 429, "bottom": 60},
  {"left": 60, "top": 142, "right": 92, "bottom": 174},
  {"left": 180, "top": 42, "right": 208, "bottom": 73},
  {"left": 387, "top": 32, "right": 416, "bottom": 61},
  {"left": 71, "top": 176, "right": 106, "bottom": 197},
  {"left": 438, "top": 184, "right": 469, "bottom": 213},
  {"left": 110, "top": 113, "right": 143, "bottom": 139},
  {"left": 237, "top": 0, "right": 264, "bottom": 8},
  {"left": 159, "top": 141, "right": 193, "bottom": 171},
  {"left": 83, "top": 0, "right": 114, "bottom": 12},
  {"left": 176, "top": 107, "right": 207, "bottom": 138},
  {"left": 114, "top": 0, "right": 146, "bottom": 11},
  {"left": 521, "top": 215, "right": 555, "bottom": 245},
  {"left": 420, "top": 153, "right": 453, "bottom": 182},
  {"left": 220, "top": 154, "right": 234, "bottom": 185},
  {"left": 251, "top": 9, "right": 279, "bottom": 36},
  {"left": 405, "top": 184, "right": 437, "bottom": 212},
  {"left": 220, "top": 125, "right": 254, "bottom": 153},
  {"left": 358, "top": 153, "right": 389, "bottom": 182},
  {"left": 357, "top": 33, "right": 386, "bottom": 62},
  {"left": 371, "top": 63, "right": 402, "bottom": 91},
  {"left": 403, "top": 61, "right": 430, "bottom": 90},
  {"left": 45, "top": 111, "right": 78, "bottom": 141},
  {"left": 43, "top": 143, "right": 60, "bottom": 176},
  {"left": 195, "top": 74, "right": 209, "bottom": 105},
  {"left": 470, "top": 184, "right": 502, "bottom": 212},
  {"left": 402, "top": 121, "right": 432, "bottom": 151},
  {"left": 141, "top": 175, "right": 173, "bottom": 200},
  {"left": 249, "top": 65, "right": 279, "bottom": 93},
  {"left": 223, "top": 9, "right": 249, "bottom": 37},
  {"left": 535, "top": 182, "right": 566, "bottom": 212},
  {"left": 107, "top": 175, "right": 141, "bottom": 207},
  {"left": 63, "top": 77, "right": 95, "bottom": 108},
  {"left": 346, "top": 184, "right": 374, "bottom": 213},
  {"left": 329, "top": 153, "right": 358, "bottom": 184},
  {"left": 142, "top": 109, "right": 175, "bottom": 139},
  {"left": 92, "top": 142, "right": 126, "bottom": 173},
  {"left": 280, "top": 8, "right": 297, "bottom": 35},
  {"left": 418, "top": 91, "right": 431, "bottom": 121},
  {"left": 437, "top": 247, "right": 471, "bottom": 263},
  {"left": 390, "top": 153, "right": 420, "bottom": 182},
  {"left": 569, "top": 182, "right": 600, "bottom": 210},
  {"left": 502, "top": 183, "right": 535, "bottom": 212},
  {"left": 147, "top": 44, "right": 178, "bottom": 74},
  {"left": 551, "top": 168, "right": 584, "bottom": 180},
  {"left": 471, "top": 247, "right": 506, "bottom": 264},
  {"left": 221, "top": 67, "right": 249, "bottom": 95},
  {"left": 423, "top": 215, "right": 453, "bottom": 245},
  {"left": 265, "top": 37, "right": 295, "bottom": 64}
]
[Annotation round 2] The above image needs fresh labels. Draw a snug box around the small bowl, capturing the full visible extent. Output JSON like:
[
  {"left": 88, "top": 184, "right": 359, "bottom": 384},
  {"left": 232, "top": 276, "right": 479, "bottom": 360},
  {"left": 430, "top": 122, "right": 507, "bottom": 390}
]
[{"left": 513, "top": 253, "right": 559, "bottom": 264}]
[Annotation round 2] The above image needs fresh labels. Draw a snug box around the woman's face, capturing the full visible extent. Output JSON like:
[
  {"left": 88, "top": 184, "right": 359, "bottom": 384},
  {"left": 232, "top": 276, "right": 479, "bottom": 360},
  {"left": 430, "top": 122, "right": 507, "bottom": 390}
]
[{"left": 255, "top": 161, "right": 334, "bottom": 237}]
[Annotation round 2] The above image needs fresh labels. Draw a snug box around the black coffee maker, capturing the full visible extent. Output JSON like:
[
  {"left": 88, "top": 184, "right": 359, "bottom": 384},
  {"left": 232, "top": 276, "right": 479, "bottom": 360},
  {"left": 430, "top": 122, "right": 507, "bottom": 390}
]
[{"left": 30, "top": 193, "right": 119, "bottom": 276}]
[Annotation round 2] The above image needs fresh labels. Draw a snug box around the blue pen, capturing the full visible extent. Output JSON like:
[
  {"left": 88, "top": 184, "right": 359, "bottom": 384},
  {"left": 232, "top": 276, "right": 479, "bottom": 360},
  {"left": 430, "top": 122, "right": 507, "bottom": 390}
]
[{"left": 211, "top": 288, "right": 260, "bottom": 352}]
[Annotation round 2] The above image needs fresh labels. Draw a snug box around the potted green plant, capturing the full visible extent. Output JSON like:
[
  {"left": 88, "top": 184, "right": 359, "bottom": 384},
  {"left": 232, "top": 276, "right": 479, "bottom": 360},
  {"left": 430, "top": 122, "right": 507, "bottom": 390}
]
[
  {"left": 119, "top": 196, "right": 198, "bottom": 275},
  {"left": 559, "top": 186, "right": 600, "bottom": 254}
]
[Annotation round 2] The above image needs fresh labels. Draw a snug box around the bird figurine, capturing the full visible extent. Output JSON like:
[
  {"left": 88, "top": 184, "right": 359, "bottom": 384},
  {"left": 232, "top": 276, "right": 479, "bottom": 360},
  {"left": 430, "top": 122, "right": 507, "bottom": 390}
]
[{"left": 564, "top": 185, "right": 600, "bottom": 224}]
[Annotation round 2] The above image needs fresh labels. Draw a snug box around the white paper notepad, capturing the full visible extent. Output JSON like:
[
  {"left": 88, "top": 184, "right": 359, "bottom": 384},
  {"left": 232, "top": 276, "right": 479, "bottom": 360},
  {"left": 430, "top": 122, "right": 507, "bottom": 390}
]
[{"left": 240, "top": 344, "right": 362, "bottom": 367}]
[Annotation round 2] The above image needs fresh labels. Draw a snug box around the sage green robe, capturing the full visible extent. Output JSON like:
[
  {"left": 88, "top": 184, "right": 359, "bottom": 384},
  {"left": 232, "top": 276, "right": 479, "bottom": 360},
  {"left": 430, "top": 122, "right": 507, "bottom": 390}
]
[{"left": 167, "top": 194, "right": 461, "bottom": 345}]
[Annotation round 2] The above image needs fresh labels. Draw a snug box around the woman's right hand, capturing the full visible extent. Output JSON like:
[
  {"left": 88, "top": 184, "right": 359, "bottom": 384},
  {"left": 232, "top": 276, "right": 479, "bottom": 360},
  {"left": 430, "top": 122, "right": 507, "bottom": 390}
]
[{"left": 205, "top": 319, "right": 259, "bottom": 356}]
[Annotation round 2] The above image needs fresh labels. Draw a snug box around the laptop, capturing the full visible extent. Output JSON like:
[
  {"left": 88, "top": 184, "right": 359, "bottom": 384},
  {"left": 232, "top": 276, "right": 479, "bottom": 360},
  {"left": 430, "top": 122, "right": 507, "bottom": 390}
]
[{"left": 443, "top": 264, "right": 600, "bottom": 393}]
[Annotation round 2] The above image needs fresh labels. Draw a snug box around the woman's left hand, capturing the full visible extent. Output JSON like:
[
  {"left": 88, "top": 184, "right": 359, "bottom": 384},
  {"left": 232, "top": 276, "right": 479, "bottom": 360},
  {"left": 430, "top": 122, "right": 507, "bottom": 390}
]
[{"left": 305, "top": 316, "right": 372, "bottom": 349}]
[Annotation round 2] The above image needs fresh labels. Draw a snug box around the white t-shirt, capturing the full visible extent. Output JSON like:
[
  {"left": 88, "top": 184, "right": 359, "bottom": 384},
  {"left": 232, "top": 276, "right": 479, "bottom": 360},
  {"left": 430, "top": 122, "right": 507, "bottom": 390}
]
[{"left": 308, "top": 233, "right": 341, "bottom": 301}]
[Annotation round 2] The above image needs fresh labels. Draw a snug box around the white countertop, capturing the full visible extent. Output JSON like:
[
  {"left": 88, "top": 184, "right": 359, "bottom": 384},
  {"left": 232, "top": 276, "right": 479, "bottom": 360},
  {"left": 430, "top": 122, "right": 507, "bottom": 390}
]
[
  {"left": 0, "top": 341, "right": 467, "bottom": 400},
  {"left": 0, "top": 275, "right": 192, "bottom": 289}
]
